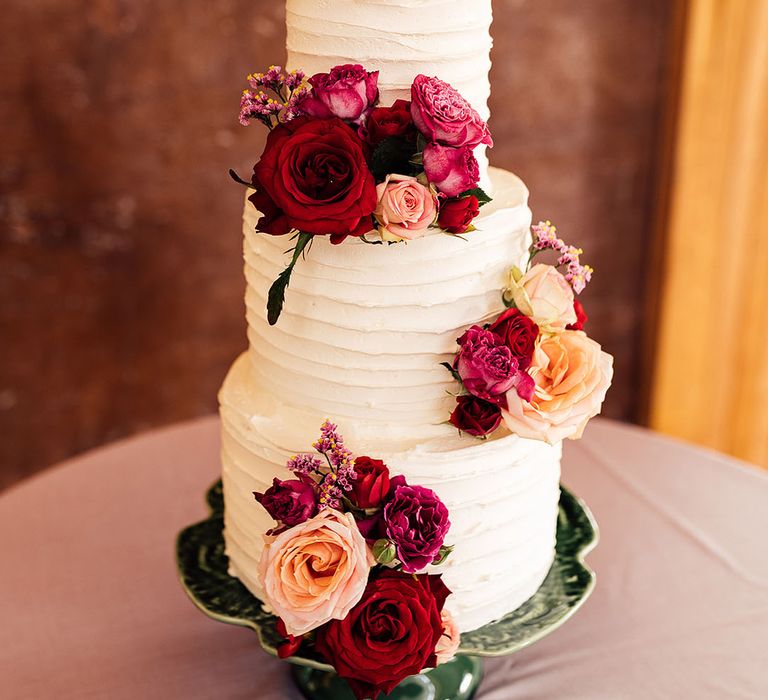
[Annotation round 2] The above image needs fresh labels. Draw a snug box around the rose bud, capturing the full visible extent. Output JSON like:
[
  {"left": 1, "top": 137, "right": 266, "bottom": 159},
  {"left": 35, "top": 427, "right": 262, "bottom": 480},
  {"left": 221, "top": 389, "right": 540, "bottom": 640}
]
[
  {"left": 449, "top": 395, "right": 502, "bottom": 437},
  {"left": 350, "top": 456, "right": 391, "bottom": 509},
  {"left": 366, "top": 99, "right": 414, "bottom": 146},
  {"left": 567, "top": 298, "right": 588, "bottom": 330},
  {"left": 298, "top": 64, "right": 379, "bottom": 124},
  {"left": 253, "top": 475, "right": 317, "bottom": 529},
  {"left": 438, "top": 195, "right": 480, "bottom": 234},
  {"left": 423, "top": 142, "right": 480, "bottom": 198}
]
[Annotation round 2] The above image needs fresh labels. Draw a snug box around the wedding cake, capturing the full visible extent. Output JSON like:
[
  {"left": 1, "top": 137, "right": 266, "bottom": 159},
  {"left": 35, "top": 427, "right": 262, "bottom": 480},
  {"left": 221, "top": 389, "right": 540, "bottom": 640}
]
[{"left": 219, "top": 0, "right": 611, "bottom": 695}]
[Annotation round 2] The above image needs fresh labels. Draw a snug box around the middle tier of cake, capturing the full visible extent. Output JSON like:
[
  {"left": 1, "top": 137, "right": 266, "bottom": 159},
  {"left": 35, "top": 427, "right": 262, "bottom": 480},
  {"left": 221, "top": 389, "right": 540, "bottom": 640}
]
[{"left": 243, "top": 167, "right": 531, "bottom": 444}]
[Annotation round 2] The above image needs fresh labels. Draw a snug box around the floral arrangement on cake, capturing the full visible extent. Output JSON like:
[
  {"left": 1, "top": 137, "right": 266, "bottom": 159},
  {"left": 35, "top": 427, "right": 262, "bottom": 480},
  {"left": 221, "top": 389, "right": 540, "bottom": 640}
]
[
  {"left": 232, "top": 64, "right": 493, "bottom": 324},
  {"left": 444, "top": 221, "right": 614, "bottom": 443},
  {"left": 253, "top": 420, "right": 458, "bottom": 700}
]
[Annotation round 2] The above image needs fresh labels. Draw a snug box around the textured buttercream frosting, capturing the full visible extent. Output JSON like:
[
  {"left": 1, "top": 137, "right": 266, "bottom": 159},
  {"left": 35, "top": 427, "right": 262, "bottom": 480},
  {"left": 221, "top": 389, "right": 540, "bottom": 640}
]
[
  {"left": 286, "top": 0, "right": 493, "bottom": 185},
  {"left": 221, "top": 169, "right": 563, "bottom": 632}
]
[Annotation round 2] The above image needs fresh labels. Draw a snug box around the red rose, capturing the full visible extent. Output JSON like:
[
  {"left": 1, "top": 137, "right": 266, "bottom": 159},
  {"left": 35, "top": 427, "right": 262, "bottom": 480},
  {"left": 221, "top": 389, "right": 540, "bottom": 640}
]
[
  {"left": 366, "top": 99, "right": 414, "bottom": 146},
  {"left": 249, "top": 116, "right": 377, "bottom": 244},
  {"left": 487, "top": 308, "right": 539, "bottom": 369},
  {"left": 350, "top": 456, "right": 391, "bottom": 510},
  {"left": 438, "top": 195, "right": 480, "bottom": 233},
  {"left": 315, "top": 570, "right": 450, "bottom": 700},
  {"left": 566, "top": 299, "right": 588, "bottom": 330},
  {"left": 449, "top": 395, "right": 502, "bottom": 437},
  {"left": 275, "top": 618, "right": 302, "bottom": 659}
]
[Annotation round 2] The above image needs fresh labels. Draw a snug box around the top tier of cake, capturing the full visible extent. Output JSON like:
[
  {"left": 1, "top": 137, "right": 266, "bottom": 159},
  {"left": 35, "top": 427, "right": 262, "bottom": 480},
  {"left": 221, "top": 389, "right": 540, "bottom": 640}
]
[{"left": 286, "top": 0, "right": 494, "bottom": 181}]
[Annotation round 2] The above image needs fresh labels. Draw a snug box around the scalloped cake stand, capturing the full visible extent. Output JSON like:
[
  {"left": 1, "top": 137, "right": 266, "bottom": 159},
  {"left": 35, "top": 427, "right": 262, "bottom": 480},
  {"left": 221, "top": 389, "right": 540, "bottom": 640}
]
[{"left": 176, "top": 481, "right": 597, "bottom": 700}]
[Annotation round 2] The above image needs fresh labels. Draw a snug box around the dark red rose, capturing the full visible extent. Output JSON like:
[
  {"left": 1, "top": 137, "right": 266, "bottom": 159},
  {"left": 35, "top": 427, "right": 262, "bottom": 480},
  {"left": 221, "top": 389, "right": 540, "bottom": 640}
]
[
  {"left": 249, "top": 116, "right": 377, "bottom": 244},
  {"left": 449, "top": 395, "right": 502, "bottom": 437},
  {"left": 275, "top": 618, "right": 302, "bottom": 659},
  {"left": 315, "top": 570, "right": 450, "bottom": 700},
  {"left": 566, "top": 299, "right": 588, "bottom": 331},
  {"left": 366, "top": 99, "right": 414, "bottom": 146},
  {"left": 253, "top": 475, "right": 317, "bottom": 532},
  {"left": 438, "top": 195, "right": 480, "bottom": 233},
  {"left": 487, "top": 308, "right": 539, "bottom": 369},
  {"left": 350, "top": 456, "right": 391, "bottom": 510}
]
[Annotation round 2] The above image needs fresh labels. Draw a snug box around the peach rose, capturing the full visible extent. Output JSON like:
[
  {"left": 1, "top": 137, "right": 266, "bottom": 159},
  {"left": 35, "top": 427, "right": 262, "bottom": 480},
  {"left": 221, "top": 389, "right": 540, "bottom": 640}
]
[
  {"left": 258, "top": 508, "right": 373, "bottom": 636},
  {"left": 502, "top": 330, "right": 613, "bottom": 444},
  {"left": 507, "top": 264, "right": 577, "bottom": 330},
  {"left": 435, "top": 609, "right": 461, "bottom": 665},
  {"left": 374, "top": 174, "right": 437, "bottom": 242}
]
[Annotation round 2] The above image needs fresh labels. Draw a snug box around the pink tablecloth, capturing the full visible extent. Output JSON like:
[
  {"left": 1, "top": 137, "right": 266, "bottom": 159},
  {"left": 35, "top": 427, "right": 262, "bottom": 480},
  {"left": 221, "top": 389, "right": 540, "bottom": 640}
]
[{"left": 1, "top": 418, "right": 767, "bottom": 699}]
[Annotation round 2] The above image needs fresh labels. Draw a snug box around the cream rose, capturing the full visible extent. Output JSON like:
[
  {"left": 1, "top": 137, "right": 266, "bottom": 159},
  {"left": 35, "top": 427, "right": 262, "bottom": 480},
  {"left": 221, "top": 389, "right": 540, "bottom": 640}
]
[
  {"left": 507, "top": 263, "right": 577, "bottom": 330},
  {"left": 502, "top": 330, "right": 613, "bottom": 444},
  {"left": 374, "top": 174, "right": 437, "bottom": 242},
  {"left": 258, "top": 508, "right": 373, "bottom": 636},
  {"left": 435, "top": 609, "right": 461, "bottom": 665}
]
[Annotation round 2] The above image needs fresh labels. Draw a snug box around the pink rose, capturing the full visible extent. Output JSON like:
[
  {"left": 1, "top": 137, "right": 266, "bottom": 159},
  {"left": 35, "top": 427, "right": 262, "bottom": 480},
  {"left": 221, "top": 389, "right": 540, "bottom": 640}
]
[
  {"left": 374, "top": 174, "right": 437, "bottom": 242},
  {"left": 298, "top": 64, "right": 379, "bottom": 124},
  {"left": 435, "top": 609, "right": 461, "bottom": 665},
  {"left": 422, "top": 143, "right": 480, "bottom": 198},
  {"left": 502, "top": 331, "right": 613, "bottom": 444},
  {"left": 508, "top": 264, "right": 577, "bottom": 330},
  {"left": 410, "top": 74, "right": 492, "bottom": 148},
  {"left": 258, "top": 508, "right": 373, "bottom": 636}
]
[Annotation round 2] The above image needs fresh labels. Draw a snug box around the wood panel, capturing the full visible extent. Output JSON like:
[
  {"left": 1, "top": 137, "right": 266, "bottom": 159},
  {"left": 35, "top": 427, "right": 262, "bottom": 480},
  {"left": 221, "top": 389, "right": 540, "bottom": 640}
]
[{"left": 649, "top": 0, "right": 768, "bottom": 465}]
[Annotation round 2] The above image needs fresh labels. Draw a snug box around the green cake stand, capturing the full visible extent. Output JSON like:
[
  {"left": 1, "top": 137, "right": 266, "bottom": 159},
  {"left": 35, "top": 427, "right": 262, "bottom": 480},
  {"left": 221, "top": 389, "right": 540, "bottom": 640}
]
[{"left": 176, "top": 481, "right": 598, "bottom": 700}]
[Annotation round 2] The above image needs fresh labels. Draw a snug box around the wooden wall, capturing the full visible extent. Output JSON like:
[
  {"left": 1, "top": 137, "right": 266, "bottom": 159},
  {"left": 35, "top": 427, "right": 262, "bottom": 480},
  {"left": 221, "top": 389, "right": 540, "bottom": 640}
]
[{"left": 0, "top": 0, "right": 674, "bottom": 488}]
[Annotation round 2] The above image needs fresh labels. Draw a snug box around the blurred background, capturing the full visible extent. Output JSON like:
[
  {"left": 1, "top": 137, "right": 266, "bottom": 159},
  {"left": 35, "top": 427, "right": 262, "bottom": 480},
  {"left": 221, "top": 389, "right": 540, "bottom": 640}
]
[{"left": 2, "top": 0, "right": 766, "bottom": 490}]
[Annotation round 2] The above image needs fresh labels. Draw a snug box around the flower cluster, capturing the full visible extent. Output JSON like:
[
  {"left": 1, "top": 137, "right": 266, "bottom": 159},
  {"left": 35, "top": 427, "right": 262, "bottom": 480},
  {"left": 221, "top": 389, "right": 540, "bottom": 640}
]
[
  {"left": 253, "top": 422, "right": 457, "bottom": 700},
  {"left": 446, "top": 226, "right": 613, "bottom": 444},
  {"left": 238, "top": 65, "right": 311, "bottom": 127},
  {"left": 528, "top": 220, "right": 594, "bottom": 295},
  {"left": 232, "top": 63, "right": 494, "bottom": 324}
]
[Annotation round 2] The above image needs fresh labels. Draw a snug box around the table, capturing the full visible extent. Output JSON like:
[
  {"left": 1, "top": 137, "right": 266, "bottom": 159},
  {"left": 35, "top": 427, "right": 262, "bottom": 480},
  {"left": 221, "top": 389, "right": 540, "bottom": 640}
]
[{"left": 1, "top": 417, "right": 767, "bottom": 699}]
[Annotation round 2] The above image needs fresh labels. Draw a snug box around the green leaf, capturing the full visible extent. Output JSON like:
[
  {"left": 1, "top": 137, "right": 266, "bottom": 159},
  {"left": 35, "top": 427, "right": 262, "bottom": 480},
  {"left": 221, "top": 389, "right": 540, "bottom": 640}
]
[
  {"left": 267, "top": 231, "right": 313, "bottom": 325},
  {"left": 440, "top": 361, "right": 463, "bottom": 384},
  {"left": 372, "top": 539, "right": 397, "bottom": 565},
  {"left": 370, "top": 136, "right": 418, "bottom": 181},
  {"left": 229, "top": 169, "right": 253, "bottom": 188},
  {"left": 432, "top": 544, "right": 454, "bottom": 566},
  {"left": 458, "top": 187, "right": 492, "bottom": 206}
]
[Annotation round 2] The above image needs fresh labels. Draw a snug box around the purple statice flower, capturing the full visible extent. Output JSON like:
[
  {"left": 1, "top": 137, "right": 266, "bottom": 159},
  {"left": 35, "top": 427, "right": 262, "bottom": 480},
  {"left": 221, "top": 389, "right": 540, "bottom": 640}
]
[
  {"left": 383, "top": 476, "right": 450, "bottom": 573},
  {"left": 286, "top": 453, "right": 324, "bottom": 476},
  {"left": 531, "top": 220, "right": 565, "bottom": 252},
  {"left": 317, "top": 472, "right": 343, "bottom": 510},
  {"left": 564, "top": 262, "right": 593, "bottom": 295},
  {"left": 239, "top": 90, "right": 282, "bottom": 126},
  {"left": 284, "top": 69, "right": 307, "bottom": 90},
  {"left": 313, "top": 419, "right": 356, "bottom": 495},
  {"left": 239, "top": 66, "right": 311, "bottom": 127},
  {"left": 557, "top": 245, "right": 583, "bottom": 267}
]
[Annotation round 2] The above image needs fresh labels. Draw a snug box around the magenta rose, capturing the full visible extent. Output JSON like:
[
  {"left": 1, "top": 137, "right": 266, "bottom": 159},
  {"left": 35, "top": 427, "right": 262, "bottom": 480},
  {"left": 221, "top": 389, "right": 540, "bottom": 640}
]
[
  {"left": 298, "top": 64, "right": 379, "bottom": 124},
  {"left": 384, "top": 475, "right": 450, "bottom": 573},
  {"left": 350, "top": 456, "right": 391, "bottom": 510},
  {"left": 423, "top": 143, "right": 479, "bottom": 197},
  {"left": 455, "top": 326, "right": 520, "bottom": 405},
  {"left": 410, "top": 74, "right": 492, "bottom": 148},
  {"left": 253, "top": 475, "right": 317, "bottom": 531},
  {"left": 487, "top": 308, "right": 539, "bottom": 370},
  {"left": 449, "top": 395, "right": 502, "bottom": 437}
]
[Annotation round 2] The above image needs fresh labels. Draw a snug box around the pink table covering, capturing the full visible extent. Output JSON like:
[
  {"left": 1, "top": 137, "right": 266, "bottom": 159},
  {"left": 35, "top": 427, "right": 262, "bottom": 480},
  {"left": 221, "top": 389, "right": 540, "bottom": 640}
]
[{"left": 1, "top": 417, "right": 767, "bottom": 699}]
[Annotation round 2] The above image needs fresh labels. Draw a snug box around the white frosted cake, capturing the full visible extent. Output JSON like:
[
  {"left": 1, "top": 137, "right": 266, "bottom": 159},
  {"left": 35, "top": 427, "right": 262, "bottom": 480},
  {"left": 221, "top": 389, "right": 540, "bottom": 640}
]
[{"left": 220, "top": 0, "right": 565, "bottom": 634}]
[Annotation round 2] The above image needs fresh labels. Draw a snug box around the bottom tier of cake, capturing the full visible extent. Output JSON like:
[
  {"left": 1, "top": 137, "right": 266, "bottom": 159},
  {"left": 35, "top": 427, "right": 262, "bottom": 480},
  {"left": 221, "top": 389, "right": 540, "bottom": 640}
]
[{"left": 219, "top": 354, "right": 562, "bottom": 633}]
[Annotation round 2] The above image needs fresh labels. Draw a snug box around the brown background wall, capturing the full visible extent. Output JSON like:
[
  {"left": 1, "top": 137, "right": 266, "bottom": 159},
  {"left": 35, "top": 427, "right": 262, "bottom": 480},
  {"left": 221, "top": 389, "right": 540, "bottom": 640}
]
[{"left": 0, "top": 0, "right": 673, "bottom": 489}]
